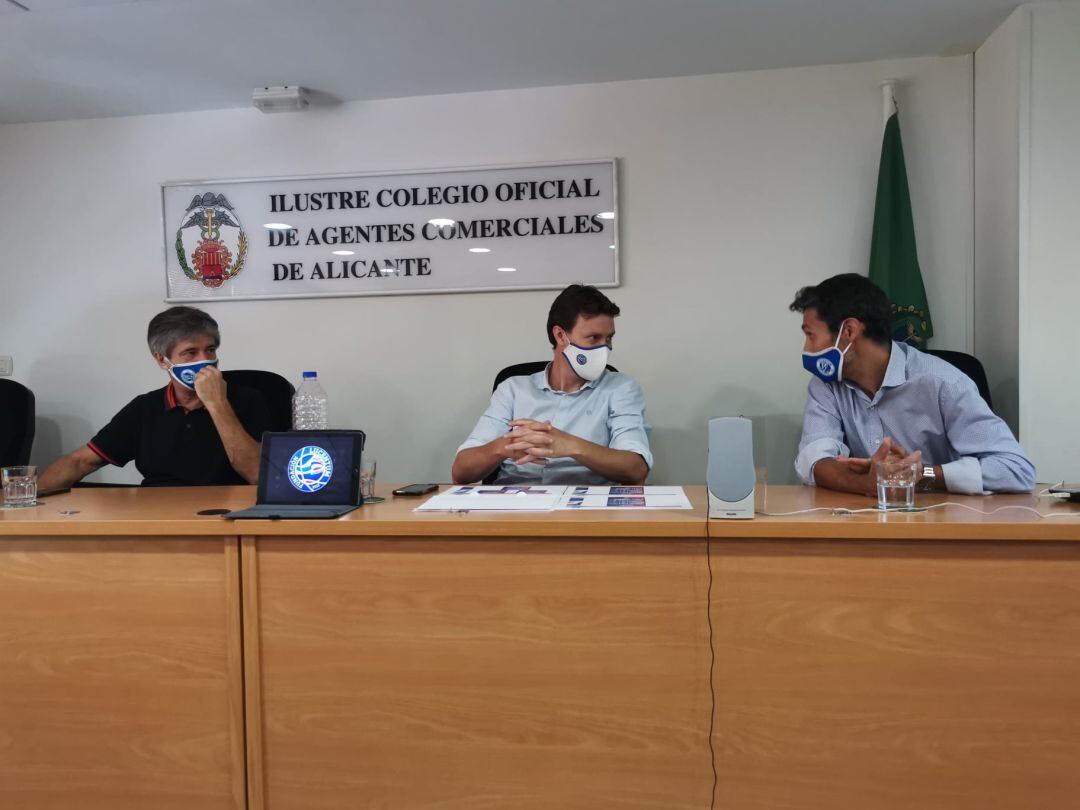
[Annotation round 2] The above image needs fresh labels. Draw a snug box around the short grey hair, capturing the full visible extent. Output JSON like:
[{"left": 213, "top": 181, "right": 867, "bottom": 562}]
[{"left": 147, "top": 306, "right": 220, "bottom": 358}]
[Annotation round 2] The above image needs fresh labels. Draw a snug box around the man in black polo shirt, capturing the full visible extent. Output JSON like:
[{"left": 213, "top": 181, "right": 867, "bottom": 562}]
[{"left": 39, "top": 306, "right": 269, "bottom": 488}]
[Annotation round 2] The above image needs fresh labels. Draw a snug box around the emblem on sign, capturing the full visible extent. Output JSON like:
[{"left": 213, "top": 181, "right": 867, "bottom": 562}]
[
  {"left": 287, "top": 445, "right": 334, "bottom": 493},
  {"left": 175, "top": 192, "right": 247, "bottom": 288}
]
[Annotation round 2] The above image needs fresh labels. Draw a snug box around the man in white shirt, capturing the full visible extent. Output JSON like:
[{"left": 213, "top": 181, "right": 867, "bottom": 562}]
[
  {"left": 791, "top": 273, "right": 1035, "bottom": 495},
  {"left": 452, "top": 285, "right": 652, "bottom": 485}
]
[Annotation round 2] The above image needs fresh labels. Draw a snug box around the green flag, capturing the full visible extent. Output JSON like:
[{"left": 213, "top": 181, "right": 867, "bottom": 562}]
[{"left": 868, "top": 111, "right": 933, "bottom": 347}]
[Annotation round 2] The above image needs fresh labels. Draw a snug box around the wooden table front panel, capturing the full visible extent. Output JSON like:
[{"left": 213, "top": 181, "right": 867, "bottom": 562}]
[
  {"left": 710, "top": 539, "right": 1080, "bottom": 810},
  {"left": 248, "top": 537, "right": 714, "bottom": 810},
  {"left": 0, "top": 536, "right": 245, "bottom": 810}
]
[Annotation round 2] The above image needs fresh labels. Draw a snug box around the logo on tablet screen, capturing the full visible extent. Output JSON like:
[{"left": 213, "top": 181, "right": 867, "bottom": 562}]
[
  {"left": 175, "top": 192, "right": 247, "bottom": 289},
  {"left": 816, "top": 357, "right": 835, "bottom": 377},
  {"left": 287, "top": 446, "right": 334, "bottom": 492}
]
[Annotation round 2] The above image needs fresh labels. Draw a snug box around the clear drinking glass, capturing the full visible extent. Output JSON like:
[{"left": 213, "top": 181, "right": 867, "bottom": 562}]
[
  {"left": 2, "top": 465, "right": 38, "bottom": 508},
  {"left": 360, "top": 459, "right": 377, "bottom": 500},
  {"left": 875, "top": 458, "right": 918, "bottom": 510}
]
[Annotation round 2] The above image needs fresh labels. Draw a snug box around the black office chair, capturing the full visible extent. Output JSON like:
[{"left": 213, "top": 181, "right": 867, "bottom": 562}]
[
  {"left": 481, "top": 361, "right": 620, "bottom": 483},
  {"left": 925, "top": 350, "right": 993, "bottom": 409},
  {"left": 491, "top": 360, "right": 619, "bottom": 391},
  {"left": 0, "top": 379, "right": 35, "bottom": 467},
  {"left": 223, "top": 369, "right": 295, "bottom": 431}
]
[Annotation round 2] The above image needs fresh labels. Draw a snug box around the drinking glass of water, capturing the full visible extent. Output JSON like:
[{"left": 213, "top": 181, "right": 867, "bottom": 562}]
[
  {"left": 2, "top": 465, "right": 38, "bottom": 508},
  {"left": 875, "top": 458, "right": 918, "bottom": 510},
  {"left": 360, "top": 459, "right": 377, "bottom": 500}
]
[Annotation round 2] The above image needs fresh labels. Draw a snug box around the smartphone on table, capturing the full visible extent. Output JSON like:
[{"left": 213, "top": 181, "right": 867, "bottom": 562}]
[{"left": 392, "top": 483, "right": 439, "bottom": 496}]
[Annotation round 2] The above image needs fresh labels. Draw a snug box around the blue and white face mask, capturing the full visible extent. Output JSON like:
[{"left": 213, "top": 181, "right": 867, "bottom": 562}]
[
  {"left": 802, "top": 320, "right": 852, "bottom": 384},
  {"left": 167, "top": 358, "right": 218, "bottom": 391},
  {"left": 562, "top": 343, "right": 610, "bottom": 382}
]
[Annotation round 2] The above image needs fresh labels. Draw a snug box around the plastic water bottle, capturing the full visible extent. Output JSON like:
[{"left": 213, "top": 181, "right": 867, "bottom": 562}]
[{"left": 292, "top": 371, "right": 329, "bottom": 430}]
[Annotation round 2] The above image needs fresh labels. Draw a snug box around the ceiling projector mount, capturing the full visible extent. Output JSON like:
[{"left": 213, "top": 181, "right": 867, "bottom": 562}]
[{"left": 252, "top": 86, "right": 309, "bottom": 113}]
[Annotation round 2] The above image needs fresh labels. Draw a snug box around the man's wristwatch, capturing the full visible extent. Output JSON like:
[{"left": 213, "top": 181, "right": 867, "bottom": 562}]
[{"left": 920, "top": 465, "right": 936, "bottom": 491}]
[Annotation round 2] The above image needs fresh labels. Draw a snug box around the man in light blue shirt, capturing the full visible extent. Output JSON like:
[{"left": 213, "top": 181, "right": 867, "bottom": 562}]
[
  {"left": 791, "top": 274, "right": 1035, "bottom": 496},
  {"left": 452, "top": 285, "right": 652, "bottom": 485}
]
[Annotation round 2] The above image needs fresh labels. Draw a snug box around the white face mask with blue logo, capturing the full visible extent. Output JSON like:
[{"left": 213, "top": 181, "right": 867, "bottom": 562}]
[
  {"left": 562, "top": 343, "right": 610, "bottom": 382},
  {"left": 801, "top": 320, "right": 852, "bottom": 383},
  {"left": 166, "top": 358, "right": 219, "bottom": 391}
]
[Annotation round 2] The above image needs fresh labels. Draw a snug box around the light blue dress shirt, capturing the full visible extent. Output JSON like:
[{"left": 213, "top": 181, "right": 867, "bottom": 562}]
[
  {"left": 795, "top": 342, "right": 1035, "bottom": 494},
  {"left": 457, "top": 366, "right": 653, "bottom": 485}
]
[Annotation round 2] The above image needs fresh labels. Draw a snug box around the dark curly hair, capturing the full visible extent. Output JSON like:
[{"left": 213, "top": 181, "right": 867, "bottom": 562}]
[
  {"left": 546, "top": 285, "right": 620, "bottom": 347},
  {"left": 790, "top": 274, "right": 892, "bottom": 345}
]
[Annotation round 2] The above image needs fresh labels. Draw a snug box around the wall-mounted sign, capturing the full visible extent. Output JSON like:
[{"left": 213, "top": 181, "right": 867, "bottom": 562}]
[{"left": 161, "top": 159, "right": 618, "bottom": 302}]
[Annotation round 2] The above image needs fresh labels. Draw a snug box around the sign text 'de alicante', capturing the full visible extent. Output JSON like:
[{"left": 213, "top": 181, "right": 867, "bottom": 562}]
[{"left": 161, "top": 160, "right": 618, "bottom": 302}]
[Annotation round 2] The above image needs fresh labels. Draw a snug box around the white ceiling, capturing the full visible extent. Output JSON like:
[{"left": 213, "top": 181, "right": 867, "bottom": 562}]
[{"left": 0, "top": 0, "right": 1027, "bottom": 124}]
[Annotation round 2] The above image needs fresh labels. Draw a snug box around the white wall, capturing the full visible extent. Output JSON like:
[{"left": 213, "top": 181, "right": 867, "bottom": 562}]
[
  {"left": 1020, "top": 2, "right": 1080, "bottom": 482},
  {"left": 0, "top": 55, "right": 974, "bottom": 485},
  {"left": 975, "top": 7, "right": 1026, "bottom": 435}
]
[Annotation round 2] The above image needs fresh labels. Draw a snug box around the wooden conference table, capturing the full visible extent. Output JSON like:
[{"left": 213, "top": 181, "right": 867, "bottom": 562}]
[{"left": 1, "top": 485, "right": 1078, "bottom": 810}]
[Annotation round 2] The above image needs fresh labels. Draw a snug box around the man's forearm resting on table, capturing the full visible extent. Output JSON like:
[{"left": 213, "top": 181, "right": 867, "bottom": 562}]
[
  {"left": 808, "top": 457, "right": 874, "bottom": 496},
  {"left": 452, "top": 432, "right": 647, "bottom": 485},
  {"left": 38, "top": 446, "right": 107, "bottom": 491},
  {"left": 570, "top": 440, "right": 648, "bottom": 485},
  {"left": 972, "top": 453, "right": 1036, "bottom": 494},
  {"left": 452, "top": 439, "right": 507, "bottom": 484}
]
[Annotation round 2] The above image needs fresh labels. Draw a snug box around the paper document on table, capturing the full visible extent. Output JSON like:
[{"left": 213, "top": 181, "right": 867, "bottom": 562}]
[
  {"left": 415, "top": 485, "right": 567, "bottom": 512},
  {"left": 555, "top": 485, "right": 693, "bottom": 510}
]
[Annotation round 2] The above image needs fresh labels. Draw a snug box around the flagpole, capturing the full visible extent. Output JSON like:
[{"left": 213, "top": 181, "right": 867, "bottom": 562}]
[
  {"left": 879, "top": 79, "right": 899, "bottom": 127},
  {"left": 870, "top": 76, "right": 934, "bottom": 347}
]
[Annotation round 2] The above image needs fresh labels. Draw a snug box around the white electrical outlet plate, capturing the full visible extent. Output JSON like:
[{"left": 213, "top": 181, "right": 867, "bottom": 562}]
[{"left": 0, "top": 356, "right": 12, "bottom": 376}]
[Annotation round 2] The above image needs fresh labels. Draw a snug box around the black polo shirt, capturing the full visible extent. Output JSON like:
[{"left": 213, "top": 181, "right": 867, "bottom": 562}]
[{"left": 87, "top": 384, "right": 271, "bottom": 486}]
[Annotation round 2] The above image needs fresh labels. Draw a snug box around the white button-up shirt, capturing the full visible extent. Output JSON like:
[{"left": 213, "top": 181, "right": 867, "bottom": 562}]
[
  {"left": 457, "top": 366, "right": 653, "bottom": 485},
  {"left": 795, "top": 342, "right": 1036, "bottom": 494}
]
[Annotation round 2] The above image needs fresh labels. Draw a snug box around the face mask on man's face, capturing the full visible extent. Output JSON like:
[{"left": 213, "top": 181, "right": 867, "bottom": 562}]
[
  {"left": 166, "top": 358, "right": 219, "bottom": 391},
  {"left": 801, "top": 320, "right": 852, "bottom": 383},
  {"left": 562, "top": 342, "right": 610, "bottom": 382}
]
